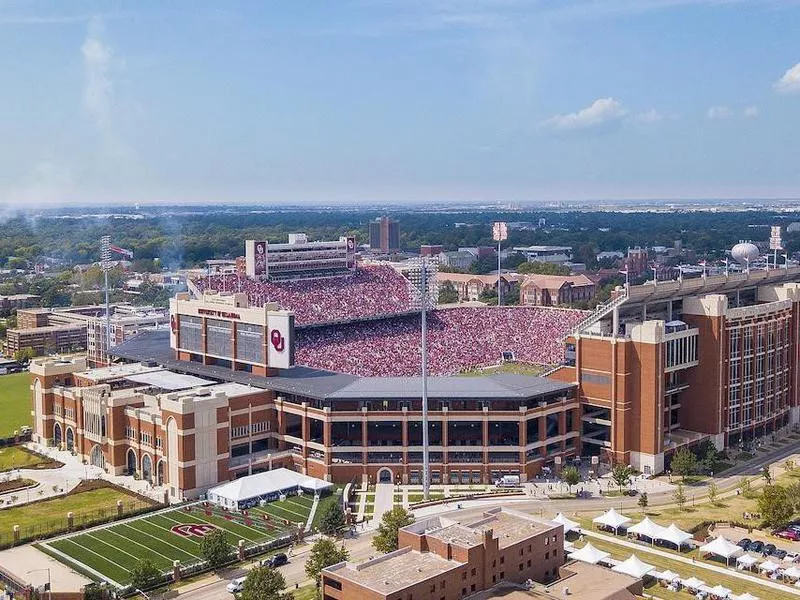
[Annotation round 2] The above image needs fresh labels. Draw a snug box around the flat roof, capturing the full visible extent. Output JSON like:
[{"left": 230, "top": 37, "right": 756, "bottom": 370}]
[
  {"left": 110, "top": 330, "right": 575, "bottom": 401},
  {"left": 79, "top": 362, "right": 163, "bottom": 382},
  {"left": 126, "top": 370, "right": 214, "bottom": 391},
  {"left": 512, "top": 246, "right": 572, "bottom": 252},
  {"left": 327, "top": 547, "right": 462, "bottom": 595},
  {"left": 416, "top": 509, "right": 558, "bottom": 550}
]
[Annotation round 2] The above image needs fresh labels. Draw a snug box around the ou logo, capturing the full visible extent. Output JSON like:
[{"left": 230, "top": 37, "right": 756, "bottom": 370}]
[
  {"left": 171, "top": 523, "right": 218, "bottom": 538},
  {"left": 270, "top": 329, "right": 286, "bottom": 352}
]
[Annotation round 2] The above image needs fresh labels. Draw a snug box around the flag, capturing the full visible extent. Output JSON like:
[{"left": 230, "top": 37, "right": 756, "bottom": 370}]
[{"left": 109, "top": 244, "right": 134, "bottom": 258}]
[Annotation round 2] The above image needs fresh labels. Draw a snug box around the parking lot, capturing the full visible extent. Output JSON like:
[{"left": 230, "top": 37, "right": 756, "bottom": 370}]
[{"left": 716, "top": 523, "right": 800, "bottom": 562}]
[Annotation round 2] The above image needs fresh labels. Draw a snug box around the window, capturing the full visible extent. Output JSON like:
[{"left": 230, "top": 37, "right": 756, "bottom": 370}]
[
  {"left": 179, "top": 315, "right": 202, "bottom": 352},
  {"left": 519, "top": 564, "right": 523, "bottom": 571},
  {"left": 462, "top": 588, "right": 466, "bottom": 597},
  {"left": 545, "top": 551, "right": 549, "bottom": 559},
  {"left": 54, "top": 404, "right": 63, "bottom": 417},
  {"left": 471, "top": 568, "right": 476, "bottom": 576},
  {"left": 470, "top": 584, "right": 476, "bottom": 592},
  {"left": 500, "top": 557, "right": 504, "bottom": 564},
  {"left": 236, "top": 322, "right": 264, "bottom": 363},
  {"left": 125, "top": 426, "right": 137, "bottom": 440},
  {"left": 155, "top": 437, "right": 163, "bottom": 449},
  {"left": 140, "top": 432, "right": 152, "bottom": 446}
]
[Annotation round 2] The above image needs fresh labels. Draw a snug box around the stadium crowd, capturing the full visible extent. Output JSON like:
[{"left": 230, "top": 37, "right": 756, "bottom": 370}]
[
  {"left": 296, "top": 307, "right": 587, "bottom": 376},
  {"left": 193, "top": 265, "right": 414, "bottom": 326}
]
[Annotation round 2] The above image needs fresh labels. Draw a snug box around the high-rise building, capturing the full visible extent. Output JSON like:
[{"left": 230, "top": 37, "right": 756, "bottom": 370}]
[{"left": 369, "top": 216, "right": 400, "bottom": 252}]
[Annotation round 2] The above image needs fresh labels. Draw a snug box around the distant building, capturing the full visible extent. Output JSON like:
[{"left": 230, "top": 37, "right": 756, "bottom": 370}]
[
  {"left": 321, "top": 508, "right": 567, "bottom": 600},
  {"left": 420, "top": 244, "right": 444, "bottom": 257},
  {"left": 245, "top": 233, "right": 357, "bottom": 281},
  {"left": 6, "top": 323, "right": 86, "bottom": 357},
  {"left": 0, "top": 294, "right": 41, "bottom": 314},
  {"left": 512, "top": 246, "right": 572, "bottom": 265},
  {"left": 596, "top": 251, "right": 624, "bottom": 262},
  {"left": 438, "top": 273, "right": 521, "bottom": 303},
  {"left": 369, "top": 217, "right": 400, "bottom": 252},
  {"left": 440, "top": 251, "right": 477, "bottom": 271},
  {"left": 459, "top": 246, "right": 497, "bottom": 259},
  {"left": 520, "top": 274, "right": 596, "bottom": 307},
  {"left": 625, "top": 247, "right": 649, "bottom": 278}
]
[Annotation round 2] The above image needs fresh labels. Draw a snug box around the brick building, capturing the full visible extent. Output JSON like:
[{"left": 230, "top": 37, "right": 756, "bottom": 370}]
[{"left": 519, "top": 275, "right": 596, "bottom": 307}]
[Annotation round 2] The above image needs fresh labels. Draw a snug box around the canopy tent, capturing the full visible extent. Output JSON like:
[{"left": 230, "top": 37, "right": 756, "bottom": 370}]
[
  {"left": 708, "top": 584, "right": 732, "bottom": 599},
  {"left": 698, "top": 536, "right": 743, "bottom": 564},
  {"left": 682, "top": 577, "right": 706, "bottom": 590},
  {"left": 653, "top": 569, "right": 680, "bottom": 582},
  {"left": 207, "top": 468, "right": 333, "bottom": 509},
  {"left": 570, "top": 542, "right": 611, "bottom": 565},
  {"left": 551, "top": 512, "right": 580, "bottom": 534},
  {"left": 627, "top": 517, "right": 665, "bottom": 542},
  {"left": 733, "top": 593, "right": 759, "bottom": 600},
  {"left": 735, "top": 553, "right": 758, "bottom": 569},
  {"left": 611, "top": 554, "right": 655, "bottom": 579},
  {"left": 783, "top": 566, "right": 800, "bottom": 579},
  {"left": 660, "top": 523, "right": 693, "bottom": 547},
  {"left": 592, "top": 508, "right": 632, "bottom": 532},
  {"left": 758, "top": 559, "right": 780, "bottom": 573}
]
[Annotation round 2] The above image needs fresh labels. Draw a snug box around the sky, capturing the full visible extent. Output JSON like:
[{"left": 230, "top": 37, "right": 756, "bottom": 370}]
[{"left": 0, "top": 0, "right": 799, "bottom": 207}]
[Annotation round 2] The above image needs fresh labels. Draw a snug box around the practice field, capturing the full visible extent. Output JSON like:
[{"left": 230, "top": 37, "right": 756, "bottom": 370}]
[
  {"left": 0, "top": 373, "right": 31, "bottom": 437},
  {"left": 40, "top": 494, "right": 315, "bottom": 586}
]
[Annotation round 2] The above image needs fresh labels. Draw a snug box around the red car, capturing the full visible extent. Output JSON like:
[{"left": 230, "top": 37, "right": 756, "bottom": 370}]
[{"left": 775, "top": 529, "right": 800, "bottom": 541}]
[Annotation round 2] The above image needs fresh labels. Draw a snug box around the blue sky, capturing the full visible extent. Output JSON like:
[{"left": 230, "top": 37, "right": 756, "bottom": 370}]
[{"left": 0, "top": 0, "right": 798, "bottom": 206}]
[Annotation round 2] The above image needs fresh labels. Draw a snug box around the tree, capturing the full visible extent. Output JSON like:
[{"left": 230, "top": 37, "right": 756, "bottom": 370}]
[
  {"left": 318, "top": 501, "right": 347, "bottom": 536},
  {"left": 13, "top": 347, "right": 36, "bottom": 363},
  {"left": 638, "top": 492, "right": 649, "bottom": 509},
  {"left": 83, "top": 583, "right": 110, "bottom": 600},
  {"left": 437, "top": 281, "right": 459, "bottom": 304},
  {"left": 785, "top": 482, "right": 800, "bottom": 512},
  {"left": 129, "top": 559, "right": 161, "bottom": 590},
  {"left": 762, "top": 466, "right": 772, "bottom": 485},
  {"left": 561, "top": 466, "right": 580, "bottom": 490},
  {"left": 373, "top": 506, "right": 415, "bottom": 553},
  {"left": 707, "top": 481, "right": 719, "bottom": 506},
  {"left": 239, "top": 565, "right": 289, "bottom": 600},
  {"left": 199, "top": 529, "right": 233, "bottom": 568},
  {"left": 610, "top": 464, "right": 633, "bottom": 492},
  {"left": 758, "top": 485, "right": 793, "bottom": 529},
  {"left": 670, "top": 448, "right": 697, "bottom": 482},
  {"left": 516, "top": 261, "right": 570, "bottom": 275},
  {"left": 738, "top": 477, "right": 751, "bottom": 496},
  {"left": 305, "top": 538, "right": 349, "bottom": 588},
  {"left": 673, "top": 483, "right": 687, "bottom": 511}
]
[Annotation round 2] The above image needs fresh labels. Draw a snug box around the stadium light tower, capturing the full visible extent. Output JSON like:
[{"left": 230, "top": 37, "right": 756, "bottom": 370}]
[
  {"left": 100, "top": 236, "right": 112, "bottom": 357},
  {"left": 408, "top": 256, "right": 438, "bottom": 501},
  {"left": 492, "top": 222, "right": 508, "bottom": 306}
]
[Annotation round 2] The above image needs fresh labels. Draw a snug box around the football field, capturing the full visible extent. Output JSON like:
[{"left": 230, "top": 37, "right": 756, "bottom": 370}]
[{"left": 39, "top": 494, "right": 314, "bottom": 587}]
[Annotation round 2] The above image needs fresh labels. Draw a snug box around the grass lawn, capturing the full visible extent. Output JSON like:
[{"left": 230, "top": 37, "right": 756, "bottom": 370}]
[
  {"left": 0, "top": 481, "right": 154, "bottom": 547},
  {"left": 459, "top": 362, "right": 548, "bottom": 377},
  {"left": 311, "top": 486, "right": 342, "bottom": 531},
  {"left": 0, "top": 446, "right": 53, "bottom": 471},
  {"left": 292, "top": 584, "right": 318, "bottom": 600},
  {"left": 575, "top": 535, "right": 798, "bottom": 600},
  {"left": 43, "top": 498, "right": 311, "bottom": 587},
  {"left": 0, "top": 373, "right": 31, "bottom": 437}
]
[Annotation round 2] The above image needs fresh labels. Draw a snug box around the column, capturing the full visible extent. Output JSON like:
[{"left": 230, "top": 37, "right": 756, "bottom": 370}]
[
  {"left": 482, "top": 408, "right": 489, "bottom": 481},
  {"left": 518, "top": 409, "right": 527, "bottom": 467},
  {"left": 539, "top": 414, "right": 547, "bottom": 458},
  {"left": 361, "top": 408, "right": 368, "bottom": 476}
]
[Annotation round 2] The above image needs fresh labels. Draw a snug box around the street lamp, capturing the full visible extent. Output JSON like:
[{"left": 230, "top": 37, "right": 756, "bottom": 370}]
[{"left": 408, "top": 256, "right": 438, "bottom": 501}]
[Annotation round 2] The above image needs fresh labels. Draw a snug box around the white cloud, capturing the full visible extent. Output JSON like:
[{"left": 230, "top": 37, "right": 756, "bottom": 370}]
[
  {"left": 635, "top": 109, "right": 668, "bottom": 123},
  {"left": 743, "top": 105, "right": 759, "bottom": 118},
  {"left": 707, "top": 105, "right": 735, "bottom": 120},
  {"left": 543, "top": 97, "right": 628, "bottom": 131},
  {"left": 774, "top": 62, "right": 800, "bottom": 94},
  {"left": 81, "top": 17, "right": 115, "bottom": 128}
]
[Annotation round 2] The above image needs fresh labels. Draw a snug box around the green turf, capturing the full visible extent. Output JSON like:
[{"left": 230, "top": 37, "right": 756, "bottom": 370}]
[
  {"left": 311, "top": 486, "right": 342, "bottom": 531},
  {"left": 0, "top": 446, "right": 48, "bottom": 471},
  {"left": 0, "top": 373, "right": 32, "bottom": 437},
  {"left": 0, "top": 485, "right": 152, "bottom": 546},
  {"left": 43, "top": 499, "right": 313, "bottom": 586}
]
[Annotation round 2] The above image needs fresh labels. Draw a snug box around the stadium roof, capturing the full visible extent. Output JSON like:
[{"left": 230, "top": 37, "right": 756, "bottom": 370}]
[{"left": 110, "top": 330, "right": 574, "bottom": 401}]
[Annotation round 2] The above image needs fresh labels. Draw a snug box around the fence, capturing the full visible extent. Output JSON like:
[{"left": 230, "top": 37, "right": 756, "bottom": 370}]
[
  {"left": 0, "top": 432, "right": 32, "bottom": 449},
  {"left": 0, "top": 497, "right": 159, "bottom": 549}
]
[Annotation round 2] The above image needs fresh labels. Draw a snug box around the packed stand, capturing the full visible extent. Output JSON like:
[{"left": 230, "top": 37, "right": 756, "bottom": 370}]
[
  {"left": 193, "top": 265, "right": 414, "bottom": 326},
  {"left": 296, "top": 307, "right": 587, "bottom": 376}
]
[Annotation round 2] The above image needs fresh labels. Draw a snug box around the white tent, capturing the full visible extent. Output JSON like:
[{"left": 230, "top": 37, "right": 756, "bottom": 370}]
[
  {"left": 682, "top": 577, "right": 706, "bottom": 590},
  {"left": 551, "top": 512, "right": 580, "bottom": 534},
  {"left": 653, "top": 569, "right": 680, "bottom": 582},
  {"left": 708, "top": 584, "right": 732, "bottom": 598},
  {"left": 660, "top": 523, "right": 693, "bottom": 547},
  {"left": 784, "top": 566, "right": 800, "bottom": 579},
  {"left": 592, "top": 508, "right": 632, "bottom": 532},
  {"left": 570, "top": 542, "right": 611, "bottom": 565},
  {"left": 611, "top": 554, "right": 655, "bottom": 578},
  {"left": 207, "top": 468, "right": 333, "bottom": 509},
  {"left": 628, "top": 517, "right": 665, "bottom": 541},
  {"left": 733, "top": 593, "right": 759, "bottom": 600},
  {"left": 698, "top": 536, "right": 742, "bottom": 564},
  {"left": 735, "top": 553, "right": 758, "bottom": 569},
  {"left": 758, "top": 559, "right": 780, "bottom": 573}
]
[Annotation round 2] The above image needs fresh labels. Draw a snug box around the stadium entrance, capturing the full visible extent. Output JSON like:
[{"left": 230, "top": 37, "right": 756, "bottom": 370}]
[{"left": 378, "top": 468, "right": 393, "bottom": 483}]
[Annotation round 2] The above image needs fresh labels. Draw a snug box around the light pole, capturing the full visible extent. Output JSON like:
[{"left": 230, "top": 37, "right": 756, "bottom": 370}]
[
  {"left": 409, "top": 256, "right": 438, "bottom": 501},
  {"left": 492, "top": 222, "right": 508, "bottom": 306},
  {"left": 784, "top": 253, "right": 790, "bottom": 270}
]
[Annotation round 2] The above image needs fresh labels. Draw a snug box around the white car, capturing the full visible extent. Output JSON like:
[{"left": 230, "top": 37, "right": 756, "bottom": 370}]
[{"left": 226, "top": 577, "right": 246, "bottom": 594}]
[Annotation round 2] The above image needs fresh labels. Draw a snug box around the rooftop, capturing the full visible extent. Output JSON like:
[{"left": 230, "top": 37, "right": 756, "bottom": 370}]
[
  {"left": 325, "top": 547, "right": 462, "bottom": 595},
  {"left": 78, "top": 362, "right": 163, "bottom": 382}
]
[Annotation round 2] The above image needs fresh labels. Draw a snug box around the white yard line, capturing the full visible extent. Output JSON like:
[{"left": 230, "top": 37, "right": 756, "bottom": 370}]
[
  {"left": 118, "top": 521, "right": 201, "bottom": 558},
  {"left": 39, "top": 541, "right": 124, "bottom": 588},
  {"left": 100, "top": 527, "right": 180, "bottom": 564}
]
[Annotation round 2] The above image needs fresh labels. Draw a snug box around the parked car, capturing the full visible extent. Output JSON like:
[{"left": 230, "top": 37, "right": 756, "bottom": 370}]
[
  {"left": 226, "top": 577, "right": 246, "bottom": 594},
  {"left": 762, "top": 543, "right": 777, "bottom": 556},
  {"left": 771, "top": 548, "right": 788, "bottom": 560},
  {"left": 737, "top": 538, "right": 752, "bottom": 549},
  {"left": 775, "top": 529, "right": 800, "bottom": 541},
  {"left": 747, "top": 540, "right": 764, "bottom": 553},
  {"left": 785, "top": 551, "right": 800, "bottom": 562},
  {"left": 261, "top": 553, "right": 288, "bottom": 568}
]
